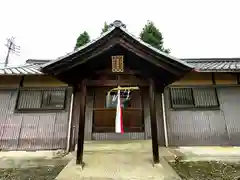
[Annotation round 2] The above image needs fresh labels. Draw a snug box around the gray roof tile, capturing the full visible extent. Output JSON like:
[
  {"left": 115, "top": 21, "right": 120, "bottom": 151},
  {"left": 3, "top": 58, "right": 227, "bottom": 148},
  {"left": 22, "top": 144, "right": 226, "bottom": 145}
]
[
  {"left": 0, "top": 64, "right": 42, "bottom": 75},
  {"left": 184, "top": 58, "right": 240, "bottom": 72},
  {"left": 1, "top": 58, "right": 240, "bottom": 76},
  {"left": 1, "top": 59, "right": 240, "bottom": 76}
]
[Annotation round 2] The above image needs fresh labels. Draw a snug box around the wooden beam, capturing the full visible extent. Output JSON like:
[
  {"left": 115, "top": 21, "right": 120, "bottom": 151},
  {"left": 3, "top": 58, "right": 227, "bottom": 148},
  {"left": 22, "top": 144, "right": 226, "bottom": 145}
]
[
  {"left": 76, "top": 80, "right": 87, "bottom": 165},
  {"left": 94, "top": 68, "right": 143, "bottom": 75},
  {"left": 149, "top": 79, "right": 160, "bottom": 164},
  {"left": 168, "top": 84, "right": 240, "bottom": 88},
  {"left": 211, "top": 72, "right": 216, "bottom": 84},
  {"left": 87, "top": 79, "right": 149, "bottom": 87},
  {"left": 237, "top": 74, "right": 240, "bottom": 84}
]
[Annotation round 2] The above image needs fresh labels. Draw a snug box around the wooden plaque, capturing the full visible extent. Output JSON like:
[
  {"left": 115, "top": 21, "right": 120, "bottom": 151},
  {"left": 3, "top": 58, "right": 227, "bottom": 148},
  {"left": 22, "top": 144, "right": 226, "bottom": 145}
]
[{"left": 111, "top": 55, "right": 124, "bottom": 72}]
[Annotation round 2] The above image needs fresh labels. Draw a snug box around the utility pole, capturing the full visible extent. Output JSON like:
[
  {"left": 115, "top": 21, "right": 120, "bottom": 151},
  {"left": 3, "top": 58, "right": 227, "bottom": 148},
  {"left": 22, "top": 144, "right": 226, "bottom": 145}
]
[{"left": 4, "top": 37, "right": 20, "bottom": 67}]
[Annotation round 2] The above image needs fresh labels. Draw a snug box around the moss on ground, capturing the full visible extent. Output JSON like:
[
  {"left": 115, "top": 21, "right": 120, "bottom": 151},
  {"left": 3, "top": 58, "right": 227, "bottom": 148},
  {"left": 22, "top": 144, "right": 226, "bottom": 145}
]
[
  {"left": 0, "top": 165, "right": 65, "bottom": 180},
  {"left": 170, "top": 161, "right": 240, "bottom": 180}
]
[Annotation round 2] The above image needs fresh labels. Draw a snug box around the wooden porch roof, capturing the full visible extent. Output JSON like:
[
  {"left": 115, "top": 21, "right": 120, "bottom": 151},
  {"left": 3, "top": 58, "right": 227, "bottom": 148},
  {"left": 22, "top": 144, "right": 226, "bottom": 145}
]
[{"left": 41, "top": 20, "right": 193, "bottom": 79}]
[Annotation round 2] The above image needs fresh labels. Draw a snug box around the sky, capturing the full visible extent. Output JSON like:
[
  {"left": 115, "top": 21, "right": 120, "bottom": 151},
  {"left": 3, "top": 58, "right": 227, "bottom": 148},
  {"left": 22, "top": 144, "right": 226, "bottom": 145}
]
[{"left": 0, "top": 0, "right": 240, "bottom": 67}]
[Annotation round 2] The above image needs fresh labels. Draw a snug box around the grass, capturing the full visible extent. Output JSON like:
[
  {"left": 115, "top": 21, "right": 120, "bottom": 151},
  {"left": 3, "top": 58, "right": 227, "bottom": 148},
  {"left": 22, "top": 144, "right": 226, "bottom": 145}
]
[
  {"left": 0, "top": 165, "right": 65, "bottom": 180},
  {"left": 170, "top": 160, "right": 240, "bottom": 180}
]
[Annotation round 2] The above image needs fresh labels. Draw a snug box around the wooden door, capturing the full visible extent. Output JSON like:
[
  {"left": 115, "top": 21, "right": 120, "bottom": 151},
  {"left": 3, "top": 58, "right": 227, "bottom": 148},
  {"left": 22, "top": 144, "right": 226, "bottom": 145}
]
[{"left": 93, "top": 87, "right": 144, "bottom": 133}]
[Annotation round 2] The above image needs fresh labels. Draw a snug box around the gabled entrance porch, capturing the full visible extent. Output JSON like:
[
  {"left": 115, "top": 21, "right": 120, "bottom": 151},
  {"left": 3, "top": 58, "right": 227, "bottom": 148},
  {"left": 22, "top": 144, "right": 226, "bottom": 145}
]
[{"left": 41, "top": 20, "right": 193, "bottom": 166}]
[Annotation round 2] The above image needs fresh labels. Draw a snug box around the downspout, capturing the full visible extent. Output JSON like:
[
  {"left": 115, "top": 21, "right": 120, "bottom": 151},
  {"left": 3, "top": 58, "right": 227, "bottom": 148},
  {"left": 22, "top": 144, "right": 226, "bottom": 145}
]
[
  {"left": 162, "top": 92, "right": 169, "bottom": 147},
  {"left": 66, "top": 92, "right": 74, "bottom": 152}
]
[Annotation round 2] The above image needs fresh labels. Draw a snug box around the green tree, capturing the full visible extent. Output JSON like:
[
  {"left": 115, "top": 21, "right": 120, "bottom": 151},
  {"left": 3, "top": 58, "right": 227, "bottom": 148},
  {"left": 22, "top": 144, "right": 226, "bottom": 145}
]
[
  {"left": 101, "top": 22, "right": 110, "bottom": 34},
  {"left": 140, "top": 21, "right": 170, "bottom": 53},
  {"left": 74, "top": 31, "right": 90, "bottom": 50}
]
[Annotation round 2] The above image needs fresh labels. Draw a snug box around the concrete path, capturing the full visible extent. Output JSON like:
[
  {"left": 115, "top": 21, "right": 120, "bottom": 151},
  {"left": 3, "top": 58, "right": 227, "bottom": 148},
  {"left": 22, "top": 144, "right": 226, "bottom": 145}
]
[
  {"left": 0, "top": 150, "right": 70, "bottom": 168},
  {"left": 168, "top": 146, "right": 240, "bottom": 162},
  {"left": 55, "top": 141, "right": 180, "bottom": 180},
  {"left": 179, "top": 146, "right": 240, "bottom": 156}
]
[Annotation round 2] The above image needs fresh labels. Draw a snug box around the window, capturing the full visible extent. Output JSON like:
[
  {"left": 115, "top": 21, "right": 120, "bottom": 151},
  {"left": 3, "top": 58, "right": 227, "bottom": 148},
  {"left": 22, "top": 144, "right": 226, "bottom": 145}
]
[
  {"left": 16, "top": 88, "right": 66, "bottom": 111},
  {"left": 169, "top": 87, "right": 219, "bottom": 109}
]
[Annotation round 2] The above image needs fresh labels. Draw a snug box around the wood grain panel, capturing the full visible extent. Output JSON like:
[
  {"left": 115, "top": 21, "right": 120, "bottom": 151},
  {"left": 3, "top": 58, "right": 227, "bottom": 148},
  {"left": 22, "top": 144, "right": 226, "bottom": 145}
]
[
  {"left": 93, "top": 109, "right": 143, "bottom": 132},
  {"left": 214, "top": 73, "right": 237, "bottom": 84},
  {"left": 172, "top": 72, "right": 213, "bottom": 85},
  {"left": 0, "top": 76, "right": 21, "bottom": 88},
  {"left": 23, "top": 76, "right": 67, "bottom": 87}
]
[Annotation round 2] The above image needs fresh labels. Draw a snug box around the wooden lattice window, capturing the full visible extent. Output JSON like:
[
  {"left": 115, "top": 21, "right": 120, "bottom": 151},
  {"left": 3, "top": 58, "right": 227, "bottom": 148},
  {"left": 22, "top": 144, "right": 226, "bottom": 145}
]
[
  {"left": 111, "top": 55, "right": 124, "bottom": 72},
  {"left": 169, "top": 87, "right": 219, "bottom": 109},
  {"left": 16, "top": 88, "right": 66, "bottom": 111}
]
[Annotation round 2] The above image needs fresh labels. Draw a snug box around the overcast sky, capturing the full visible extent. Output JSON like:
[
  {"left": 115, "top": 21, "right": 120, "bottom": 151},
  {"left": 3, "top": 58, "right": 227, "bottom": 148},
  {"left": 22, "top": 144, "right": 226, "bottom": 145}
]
[{"left": 0, "top": 0, "right": 239, "bottom": 67}]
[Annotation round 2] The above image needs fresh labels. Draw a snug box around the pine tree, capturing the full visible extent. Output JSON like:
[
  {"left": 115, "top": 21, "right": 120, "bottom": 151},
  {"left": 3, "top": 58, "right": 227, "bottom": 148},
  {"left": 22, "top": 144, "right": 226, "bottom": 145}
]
[
  {"left": 140, "top": 21, "right": 170, "bottom": 53},
  {"left": 101, "top": 22, "right": 110, "bottom": 34},
  {"left": 74, "top": 31, "right": 90, "bottom": 50}
]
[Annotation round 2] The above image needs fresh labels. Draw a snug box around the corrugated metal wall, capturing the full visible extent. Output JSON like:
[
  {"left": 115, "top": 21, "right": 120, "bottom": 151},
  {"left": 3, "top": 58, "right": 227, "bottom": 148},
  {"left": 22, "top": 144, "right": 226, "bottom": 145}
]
[
  {"left": 0, "top": 88, "right": 72, "bottom": 150},
  {"left": 218, "top": 87, "right": 240, "bottom": 146},
  {"left": 165, "top": 86, "right": 240, "bottom": 146},
  {"left": 4, "top": 85, "right": 240, "bottom": 149},
  {"left": 143, "top": 89, "right": 165, "bottom": 145}
]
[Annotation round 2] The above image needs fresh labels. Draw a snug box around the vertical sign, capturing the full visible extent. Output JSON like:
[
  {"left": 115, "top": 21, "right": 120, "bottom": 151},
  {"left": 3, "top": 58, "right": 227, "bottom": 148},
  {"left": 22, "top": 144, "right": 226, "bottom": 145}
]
[{"left": 111, "top": 55, "right": 124, "bottom": 72}]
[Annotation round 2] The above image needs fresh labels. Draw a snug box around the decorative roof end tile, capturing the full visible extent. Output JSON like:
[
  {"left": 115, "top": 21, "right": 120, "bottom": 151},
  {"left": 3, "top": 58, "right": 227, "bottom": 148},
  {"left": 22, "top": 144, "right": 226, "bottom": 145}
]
[{"left": 109, "top": 20, "right": 127, "bottom": 28}]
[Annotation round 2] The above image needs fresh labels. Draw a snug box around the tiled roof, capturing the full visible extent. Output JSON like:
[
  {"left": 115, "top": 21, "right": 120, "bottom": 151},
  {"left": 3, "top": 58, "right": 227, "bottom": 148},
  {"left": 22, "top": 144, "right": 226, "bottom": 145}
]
[
  {"left": 0, "top": 64, "right": 42, "bottom": 75},
  {"left": 1, "top": 58, "right": 240, "bottom": 76},
  {"left": 1, "top": 58, "right": 240, "bottom": 75},
  {"left": 183, "top": 58, "right": 240, "bottom": 72}
]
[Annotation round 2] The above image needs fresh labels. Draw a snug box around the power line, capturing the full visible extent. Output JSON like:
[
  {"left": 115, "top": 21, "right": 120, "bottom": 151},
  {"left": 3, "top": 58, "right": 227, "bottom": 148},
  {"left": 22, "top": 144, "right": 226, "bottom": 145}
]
[{"left": 4, "top": 37, "right": 20, "bottom": 67}]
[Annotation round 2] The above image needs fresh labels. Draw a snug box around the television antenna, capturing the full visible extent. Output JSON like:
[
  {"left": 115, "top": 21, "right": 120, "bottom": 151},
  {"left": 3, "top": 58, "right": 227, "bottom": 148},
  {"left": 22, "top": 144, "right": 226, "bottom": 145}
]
[{"left": 4, "top": 37, "right": 20, "bottom": 67}]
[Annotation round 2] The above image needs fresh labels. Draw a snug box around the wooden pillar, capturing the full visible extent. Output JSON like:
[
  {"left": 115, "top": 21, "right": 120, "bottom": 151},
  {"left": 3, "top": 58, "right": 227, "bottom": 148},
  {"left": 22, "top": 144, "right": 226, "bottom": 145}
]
[
  {"left": 149, "top": 79, "right": 160, "bottom": 164},
  {"left": 76, "top": 80, "right": 87, "bottom": 165},
  {"left": 69, "top": 87, "right": 80, "bottom": 152}
]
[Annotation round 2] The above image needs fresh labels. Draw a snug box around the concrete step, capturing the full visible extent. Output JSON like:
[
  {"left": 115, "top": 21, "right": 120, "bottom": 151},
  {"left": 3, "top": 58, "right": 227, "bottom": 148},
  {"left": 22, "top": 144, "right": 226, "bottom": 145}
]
[{"left": 83, "top": 140, "right": 153, "bottom": 153}]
